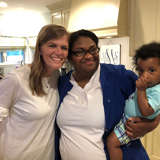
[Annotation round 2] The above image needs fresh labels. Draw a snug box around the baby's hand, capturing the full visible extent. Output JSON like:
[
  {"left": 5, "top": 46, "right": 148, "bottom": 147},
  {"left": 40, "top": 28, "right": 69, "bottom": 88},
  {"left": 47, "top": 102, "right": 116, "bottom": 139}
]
[{"left": 136, "top": 73, "right": 151, "bottom": 90}]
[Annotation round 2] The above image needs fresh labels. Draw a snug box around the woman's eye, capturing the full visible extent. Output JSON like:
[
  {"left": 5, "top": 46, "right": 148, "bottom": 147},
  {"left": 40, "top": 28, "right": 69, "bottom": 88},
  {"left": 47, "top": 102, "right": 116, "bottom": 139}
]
[
  {"left": 61, "top": 46, "right": 68, "bottom": 50},
  {"left": 90, "top": 48, "right": 96, "bottom": 52},
  {"left": 73, "top": 50, "right": 84, "bottom": 56},
  {"left": 48, "top": 44, "right": 56, "bottom": 48},
  {"left": 76, "top": 50, "right": 84, "bottom": 54}
]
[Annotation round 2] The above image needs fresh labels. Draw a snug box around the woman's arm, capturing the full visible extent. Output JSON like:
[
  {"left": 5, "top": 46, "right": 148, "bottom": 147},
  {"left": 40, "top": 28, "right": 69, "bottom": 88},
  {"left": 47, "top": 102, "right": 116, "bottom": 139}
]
[
  {"left": 125, "top": 115, "right": 160, "bottom": 139},
  {"left": 0, "top": 73, "right": 18, "bottom": 127}
]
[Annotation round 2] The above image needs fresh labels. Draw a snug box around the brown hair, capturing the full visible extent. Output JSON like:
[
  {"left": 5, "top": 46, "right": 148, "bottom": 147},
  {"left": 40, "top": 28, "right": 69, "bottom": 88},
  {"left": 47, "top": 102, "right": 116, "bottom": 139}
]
[{"left": 29, "top": 24, "right": 68, "bottom": 96}]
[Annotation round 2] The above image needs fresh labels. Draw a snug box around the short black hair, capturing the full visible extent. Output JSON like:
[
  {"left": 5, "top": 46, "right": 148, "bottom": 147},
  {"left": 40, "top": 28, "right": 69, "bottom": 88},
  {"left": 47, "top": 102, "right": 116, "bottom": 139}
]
[
  {"left": 133, "top": 42, "right": 160, "bottom": 66},
  {"left": 68, "top": 29, "right": 98, "bottom": 60}
]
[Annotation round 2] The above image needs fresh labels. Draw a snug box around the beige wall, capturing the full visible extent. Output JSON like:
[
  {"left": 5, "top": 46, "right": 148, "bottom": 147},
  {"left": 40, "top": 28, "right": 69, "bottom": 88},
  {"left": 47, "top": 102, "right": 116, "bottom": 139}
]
[
  {"left": 68, "top": 0, "right": 120, "bottom": 33},
  {"left": 129, "top": 0, "right": 160, "bottom": 56},
  {"left": 129, "top": 2, "right": 160, "bottom": 159}
]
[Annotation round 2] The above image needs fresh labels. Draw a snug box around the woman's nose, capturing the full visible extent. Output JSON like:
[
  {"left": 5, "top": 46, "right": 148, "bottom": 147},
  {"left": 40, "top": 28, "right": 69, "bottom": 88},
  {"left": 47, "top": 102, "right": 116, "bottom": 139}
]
[
  {"left": 83, "top": 52, "right": 93, "bottom": 58},
  {"left": 55, "top": 47, "right": 62, "bottom": 55}
]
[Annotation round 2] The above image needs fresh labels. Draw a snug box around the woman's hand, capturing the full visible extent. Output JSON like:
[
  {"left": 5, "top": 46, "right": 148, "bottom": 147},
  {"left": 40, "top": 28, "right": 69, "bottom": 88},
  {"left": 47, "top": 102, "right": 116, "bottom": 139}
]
[{"left": 125, "top": 115, "right": 160, "bottom": 139}]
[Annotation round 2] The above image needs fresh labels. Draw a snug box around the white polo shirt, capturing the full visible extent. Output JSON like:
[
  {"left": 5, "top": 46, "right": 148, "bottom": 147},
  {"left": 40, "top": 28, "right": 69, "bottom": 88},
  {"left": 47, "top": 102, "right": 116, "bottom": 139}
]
[{"left": 57, "top": 65, "right": 106, "bottom": 160}]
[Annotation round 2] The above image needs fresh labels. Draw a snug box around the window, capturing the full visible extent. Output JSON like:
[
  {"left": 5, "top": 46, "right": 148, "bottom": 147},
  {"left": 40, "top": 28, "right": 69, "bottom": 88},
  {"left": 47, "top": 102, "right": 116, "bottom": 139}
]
[{"left": 0, "top": 49, "right": 24, "bottom": 64}]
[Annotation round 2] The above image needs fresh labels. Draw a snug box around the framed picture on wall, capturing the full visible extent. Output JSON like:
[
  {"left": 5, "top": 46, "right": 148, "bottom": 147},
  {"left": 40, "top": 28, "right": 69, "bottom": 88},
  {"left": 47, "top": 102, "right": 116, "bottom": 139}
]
[{"left": 99, "top": 44, "right": 121, "bottom": 65}]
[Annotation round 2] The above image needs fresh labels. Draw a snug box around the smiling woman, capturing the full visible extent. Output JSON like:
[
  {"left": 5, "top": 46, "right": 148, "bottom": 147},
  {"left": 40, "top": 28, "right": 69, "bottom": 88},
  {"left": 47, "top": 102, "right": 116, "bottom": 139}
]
[
  {"left": 0, "top": 24, "right": 69, "bottom": 160},
  {"left": 30, "top": 24, "right": 69, "bottom": 96},
  {"left": 40, "top": 35, "right": 68, "bottom": 76},
  {"left": 55, "top": 29, "right": 159, "bottom": 160}
]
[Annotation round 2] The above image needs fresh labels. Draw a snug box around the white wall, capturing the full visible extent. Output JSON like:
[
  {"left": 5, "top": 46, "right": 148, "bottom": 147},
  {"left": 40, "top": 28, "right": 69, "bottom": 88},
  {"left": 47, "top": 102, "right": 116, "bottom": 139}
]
[{"left": 0, "top": 10, "right": 51, "bottom": 37}]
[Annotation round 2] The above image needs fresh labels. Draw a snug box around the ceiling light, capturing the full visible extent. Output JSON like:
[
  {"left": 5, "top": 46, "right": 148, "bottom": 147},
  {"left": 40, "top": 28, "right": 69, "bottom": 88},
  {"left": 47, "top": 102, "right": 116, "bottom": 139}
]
[
  {"left": 0, "top": 1, "right": 8, "bottom": 8},
  {"left": 106, "top": 36, "right": 112, "bottom": 39}
]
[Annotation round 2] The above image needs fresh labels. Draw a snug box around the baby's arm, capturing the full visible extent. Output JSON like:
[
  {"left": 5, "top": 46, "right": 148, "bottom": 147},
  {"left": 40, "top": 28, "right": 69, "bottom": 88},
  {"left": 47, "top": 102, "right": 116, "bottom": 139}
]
[{"left": 136, "top": 76, "right": 154, "bottom": 117}]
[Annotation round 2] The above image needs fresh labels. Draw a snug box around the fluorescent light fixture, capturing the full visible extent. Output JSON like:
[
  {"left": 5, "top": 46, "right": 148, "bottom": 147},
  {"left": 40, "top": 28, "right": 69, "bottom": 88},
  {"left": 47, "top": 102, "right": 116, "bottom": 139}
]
[
  {"left": 0, "top": 1, "right": 8, "bottom": 8},
  {"left": 106, "top": 36, "right": 112, "bottom": 39}
]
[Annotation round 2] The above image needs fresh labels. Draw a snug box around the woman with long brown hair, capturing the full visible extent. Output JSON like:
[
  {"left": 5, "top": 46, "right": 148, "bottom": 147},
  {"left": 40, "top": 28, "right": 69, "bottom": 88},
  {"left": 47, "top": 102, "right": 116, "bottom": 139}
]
[{"left": 0, "top": 24, "right": 68, "bottom": 160}]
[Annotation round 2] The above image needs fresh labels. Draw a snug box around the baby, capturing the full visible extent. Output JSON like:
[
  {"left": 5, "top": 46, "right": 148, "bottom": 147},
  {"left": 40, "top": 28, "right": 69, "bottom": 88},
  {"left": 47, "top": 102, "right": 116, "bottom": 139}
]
[{"left": 107, "top": 42, "right": 160, "bottom": 160}]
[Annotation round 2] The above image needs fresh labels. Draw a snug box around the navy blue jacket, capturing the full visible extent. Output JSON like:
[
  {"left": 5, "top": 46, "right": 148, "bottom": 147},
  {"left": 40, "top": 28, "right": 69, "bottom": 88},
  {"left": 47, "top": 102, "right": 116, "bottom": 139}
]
[{"left": 55, "top": 63, "right": 149, "bottom": 160}]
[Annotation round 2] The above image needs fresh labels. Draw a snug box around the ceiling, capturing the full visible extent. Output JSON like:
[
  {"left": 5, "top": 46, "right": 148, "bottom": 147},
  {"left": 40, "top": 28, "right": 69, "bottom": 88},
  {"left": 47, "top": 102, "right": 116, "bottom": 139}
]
[{"left": 0, "top": 0, "right": 60, "bottom": 14}]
